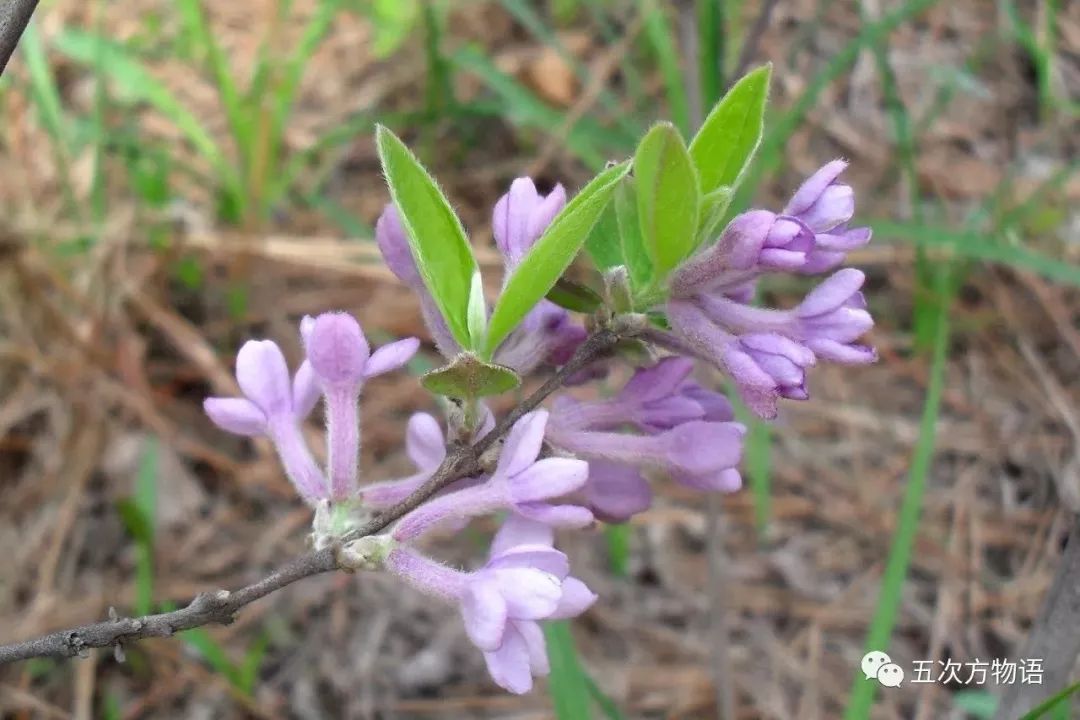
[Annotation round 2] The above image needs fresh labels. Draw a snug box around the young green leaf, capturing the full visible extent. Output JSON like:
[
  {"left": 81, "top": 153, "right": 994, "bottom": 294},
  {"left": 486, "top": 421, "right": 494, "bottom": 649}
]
[
  {"left": 634, "top": 122, "right": 700, "bottom": 275},
  {"left": 546, "top": 278, "right": 604, "bottom": 313},
  {"left": 486, "top": 161, "right": 630, "bottom": 355},
  {"left": 376, "top": 125, "right": 479, "bottom": 350},
  {"left": 466, "top": 270, "right": 488, "bottom": 349},
  {"left": 615, "top": 177, "right": 654, "bottom": 291},
  {"left": 421, "top": 353, "right": 520, "bottom": 399},
  {"left": 698, "top": 186, "right": 734, "bottom": 242},
  {"left": 689, "top": 64, "right": 771, "bottom": 193},
  {"left": 584, "top": 201, "right": 624, "bottom": 271}
]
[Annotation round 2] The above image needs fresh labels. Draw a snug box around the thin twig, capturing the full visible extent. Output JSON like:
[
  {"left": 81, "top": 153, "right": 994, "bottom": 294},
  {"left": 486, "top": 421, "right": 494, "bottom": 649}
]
[
  {"left": 0, "top": 0, "right": 39, "bottom": 77},
  {"left": 0, "top": 326, "right": 625, "bottom": 665}
]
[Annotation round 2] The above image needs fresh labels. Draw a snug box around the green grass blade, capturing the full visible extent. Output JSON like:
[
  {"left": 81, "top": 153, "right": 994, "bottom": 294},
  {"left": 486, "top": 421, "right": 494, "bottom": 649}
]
[
  {"left": 638, "top": 0, "right": 690, "bottom": 136},
  {"left": 265, "top": 0, "right": 343, "bottom": 182},
  {"left": 604, "top": 524, "right": 631, "bottom": 577},
  {"left": 52, "top": 30, "right": 236, "bottom": 191},
  {"left": 545, "top": 621, "right": 592, "bottom": 720},
  {"left": 868, "top": 220, "right": 1080, "bottom": 288},
  {"left": 20, "top": 21, "right": 82, "bottom": 220},
  {"left": 696, "top": 0, "right": 725, "bottom": 107},
  {"left": 175, "top": 0, "right": 249, "bottom": 171},
  {"left": 843, "top": 270, "right": 952, "bottom": 719},
  {"left": 1020, "top": 680, "right": 1080, "bottom": 720}
]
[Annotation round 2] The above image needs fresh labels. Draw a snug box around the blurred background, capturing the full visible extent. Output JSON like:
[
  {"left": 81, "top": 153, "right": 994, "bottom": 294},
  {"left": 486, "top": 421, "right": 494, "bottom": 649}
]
[{"left": 0, "top": 0, "right": 1078, "bottom": 718}]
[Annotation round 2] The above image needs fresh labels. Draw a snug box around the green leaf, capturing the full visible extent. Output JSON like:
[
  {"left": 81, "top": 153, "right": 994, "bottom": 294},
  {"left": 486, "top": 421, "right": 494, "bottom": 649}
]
[
  {"left": 486, "top": 161, "right": 629, "bottom": 355},
  {"left": 689, "top": 64, "right": 771, "bottom": 193},
  {"left": 546, "top": 278, "right": 603, "bottom": 313},
  {"left": 544, "top": 621, "right": 592, "bottom": 720},
  {"left": 698, "top": 186, "right": 734, "bottom": 242},
  {"left": 584, "top": 201, "right": 624, "bottom": 271},
  {"left": 615, "top": 177, "right": 653, "bottom": 291},
  {"left": 634, "top": 122, "right": 700, "bottom": 275},
  {"left": 466, "top": 270, "right": 488, "bottom": 349},
  {"left": 421, "top": 353, "right": 520, "bottom": 399},
  {"left": 376, "top": 125, "right": 479, "bottom": 349}
]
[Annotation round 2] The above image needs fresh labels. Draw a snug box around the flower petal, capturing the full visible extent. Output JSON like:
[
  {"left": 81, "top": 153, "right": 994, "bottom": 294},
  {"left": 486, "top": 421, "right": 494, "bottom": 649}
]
[
  {"left": 490, "top": 568, "right": 562, "bottom": 619},
  {"left": 495, "top": 410, "right": 549, "bottom": 479},
  {"left": 509, "top": 457, "right": 589, "bottom": 503},
  {"left": 515, "top": 620, "right": 550, "bottom": 676},
  {"left": 291, "top": 360, "right": 321, "bottom": 419},
  {"left": 489, "top": 515, "right": 554, "bottom": 557},
  {"left": 483, "top": 625, "right": 533, "bottom": 694},
  {"left": 514, "top": 502, "right": 595, "bottom": 528},
  {"left": 798, "top": 268, "right": 865, "bottom": 318},
  {"left": 305, "top": 312, "right": 370, "bottom": 386},
  {"left": 550, "top": 577, "right": 598, "bottom": 619},
  {"left": 364, "top": 337, "right": 420, "bottom": 378},
  {"left": 203, "top": 397, "right": 267, "bottom": 436},
  {"left": 406, "top": 412, "right": 446, "bottom": 471},
  {"left": 783, "top": 159, "right": 848, "bottom": 217},
  {"left": 461, "top": 579, "right": 508, "bottom": 651},
  {"left": 584, "top": 460, "right": 652, "bottom": 523},
  {"left": 488, "top": 546, "right": 569, "bottom": 578},
  {"left": 236, "top": 340, "right": 293, "bottom": 417}
]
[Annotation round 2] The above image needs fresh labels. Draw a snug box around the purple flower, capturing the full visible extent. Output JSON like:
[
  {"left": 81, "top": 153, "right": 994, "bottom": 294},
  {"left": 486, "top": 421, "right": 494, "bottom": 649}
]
[
  {"left": 204, "top": 339, "right": 328, "bottom": 504},
  {"left": 386, "top": 515, "right": 596, "bottom": 694},
  {"left": 783, "top": 159, "right": 855, "bottom": 232},
  {"left": 303, "top": 312, "right": 419, "bottom": 499},
  {"left": 547, "top": 418, "right": 745, "bottom": 492},
  {"left": 665, "top": 269, "right": 874, "bottom": 418},
  {"left": 671, "top": 210, "right": 815, "bottom": 297},
  {"left": 376, "top": 204, "right": 461, "bottom": 357},
  {"left": 391, "top": 410, "right": 593, "bottom": 541},
  {"left": 552, "top": 357, "right": 703, "bottom": 434},
  {"left": 489, "top": 178, "right": 585, "bottom": 374},
  {"left": 493, "top": 178, "right": 566, "bottom": 268},
  {"left": 580, "top": 461, "right": 652, "bottom": 523}
]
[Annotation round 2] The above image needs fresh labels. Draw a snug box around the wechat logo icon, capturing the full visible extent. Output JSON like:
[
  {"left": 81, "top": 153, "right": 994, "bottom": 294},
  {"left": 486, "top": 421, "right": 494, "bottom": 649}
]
[{"left": 862, "top": 651, "right": 905, "bottom": 688}]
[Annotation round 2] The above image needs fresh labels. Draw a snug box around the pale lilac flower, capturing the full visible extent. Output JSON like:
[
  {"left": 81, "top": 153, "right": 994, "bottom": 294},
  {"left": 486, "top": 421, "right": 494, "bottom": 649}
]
[
  {"left": 693, "top": 269, "right": 876, "bottom": 364},
  {"left": 547, "top": 418, "right": 746, "bottom": 493},
  {"left": 204, "top": 339, "right": 328, "bottom": 504},
  {"left": 303, "top": 312, "right": 419, "bottom": 499},
  {"left": 580, "top": 461, "right": 653, "bottom": 523},
  {"left": 386, "top": 515, "right": 595, "bottom": 694},
  {"left": 492, "top": 177, "right": 566, "bottom": 267},
  {"left": 391, "top": 410, "right": 592, "bottom": 541},
  {"left": 783, "top": 159, "right": 855, "bottom": 232},
  {"left": 551, "top": 357, "right": 704, "bottom": 434},
  {"left": 548, "top": 357, "right": 744, "bottom": 512},
  {"left": 489, "top": 177, "right": 586, "bottom": 374},
  {"left": 671, "top": 210, "right": 815, "bottom": 297}
]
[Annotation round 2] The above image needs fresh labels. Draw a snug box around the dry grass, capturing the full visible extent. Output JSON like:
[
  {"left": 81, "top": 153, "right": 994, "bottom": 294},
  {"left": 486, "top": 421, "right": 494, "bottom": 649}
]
[{"left": 1, "top": 0, "right": 1079, "bottom": 718}]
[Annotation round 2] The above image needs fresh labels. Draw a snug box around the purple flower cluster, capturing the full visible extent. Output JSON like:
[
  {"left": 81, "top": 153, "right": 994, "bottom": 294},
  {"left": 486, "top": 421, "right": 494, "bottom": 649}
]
[
  {"left": 203, "top": 160, "right": 875, "bottom": 696},
  {"left": 204, "top": 313, "right": 419, "bottom": 505},
  {"left": 664, "top": 160, "right": 875, "bottom": 418}
]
